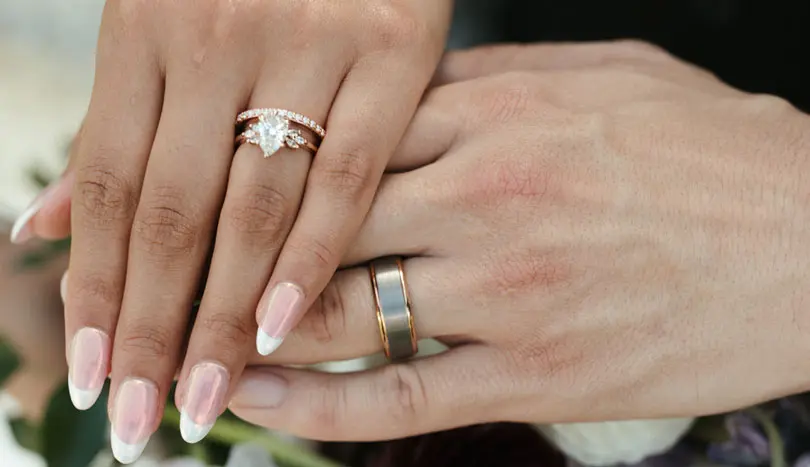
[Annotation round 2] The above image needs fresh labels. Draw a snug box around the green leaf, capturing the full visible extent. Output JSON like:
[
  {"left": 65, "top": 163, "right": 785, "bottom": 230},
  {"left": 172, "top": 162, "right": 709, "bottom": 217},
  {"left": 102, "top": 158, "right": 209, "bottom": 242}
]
[
  {"left": 28, "top": 166, "right": 55, "bottom": 190},
  {"left": 14, "top": 238, "right": 71, "bottom": 272},
  {"left": 747, "top": 407, "right": 787, "bottom": 467},
  {"left": 161, "top": 406, "right": 341, "bottom": 467},
  {"left": 10, "top": 418, "right": 41, "bottom": 452},
  {"left": 42, "top": 381, "right": 109, "bottom": 467},
  {"left": 0, "top": 338, "right": 21, "bottom": 386}
]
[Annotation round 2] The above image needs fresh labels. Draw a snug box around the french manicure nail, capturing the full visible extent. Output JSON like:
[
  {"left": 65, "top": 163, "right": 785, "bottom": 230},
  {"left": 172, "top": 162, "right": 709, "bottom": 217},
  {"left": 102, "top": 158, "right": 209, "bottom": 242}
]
[
  {"left": 180, "top": 362, "right": 229, "bottom": 444},
  {"left": 230, "top": 371, "right": 287, "bottom": 408},
  {"left": 60, "top": 271, "right": 68, "bottom": 304},
  {"left": 9, "top": 173, "right": 71, "bottom": 244},
  {"left": 256, "top": 282, "right": 305, "bottom": 356},
  {"left": 111, "top": 378, "right": 158, "bottom": 464},
  {"left": 67, "top": 327, "right": 110, "bottom": 410},
  {"left": 10, "top": 195, "right": 46, "bottom": 244}
]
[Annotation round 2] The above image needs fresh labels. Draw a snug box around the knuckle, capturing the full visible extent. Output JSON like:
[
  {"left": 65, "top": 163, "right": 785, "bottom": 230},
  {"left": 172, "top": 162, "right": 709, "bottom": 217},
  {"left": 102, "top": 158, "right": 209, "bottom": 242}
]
[
  {"left": 611, "top": 39, "right": 670, "bottom": 62},
  {"left": 111, "top": 0, "right": 154, "bottom": 27},
  {"left": 174, "top": 0, "right": 258, "bottom": 70},
  {"left": 73, "top": 273, "right": 123, "bottom": 312},
  {"left": 366, "top": 1, "right": 428, "bottom": 49},
  {"left": 449, "top": 156, "right": 556, "bottom": 209},
  {"left": 742, "top": 93, "right": 797, "bottom": 116},
  {"left": 76, "top": 163, "right": 138, "bottom": 229},
  {"left": 285, "top": 237, "right": 336, "bottom": 271},
  {"left": 224, "top": 183, "right": 293, "bottom": 248},
  {"left": 474, "top": 72, "right": 535, "bottom": 124},
  {"left": 132, "top": 190, "right": 200, "bottom": 259},
  {"left": 380, "top": 364, "right": 427, "bottom": 424},
  {"left": 296, "top": 279, "right": 348, "bottom": 345},
  {"left": 197, "top": 311, "right": 254, "bottom": 357},
  {"left": 120, "top": 321, "right": 173, "bottom": 359},
  {"left": 585, "top": 66, "right": 664, "bottom": 95},
  {"left": 272, "top": 0, "right": 320, "bottom": 28},
  {"left": 303, "top": 380, "right": 345, "bottom": 438},
  {"left": 314, "top": 149, "right": 377, "bottom": 201}
]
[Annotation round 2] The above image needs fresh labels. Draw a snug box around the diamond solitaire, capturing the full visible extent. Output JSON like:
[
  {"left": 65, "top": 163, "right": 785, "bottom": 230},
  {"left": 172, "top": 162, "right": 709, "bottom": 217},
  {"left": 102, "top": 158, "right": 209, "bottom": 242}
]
[{"left": 245, "top": 114, "right": 287, "bottom": 157}]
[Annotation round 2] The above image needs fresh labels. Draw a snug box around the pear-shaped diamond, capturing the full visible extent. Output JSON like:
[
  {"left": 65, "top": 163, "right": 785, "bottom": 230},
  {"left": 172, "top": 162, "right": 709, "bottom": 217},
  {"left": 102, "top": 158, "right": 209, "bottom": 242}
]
[{"left": 255, "top": 114, "right": 289, "bottom": 157}]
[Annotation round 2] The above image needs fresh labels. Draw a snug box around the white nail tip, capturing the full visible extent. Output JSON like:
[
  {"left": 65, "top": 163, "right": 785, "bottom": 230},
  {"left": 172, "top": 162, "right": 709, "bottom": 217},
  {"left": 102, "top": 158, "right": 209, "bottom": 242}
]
[
  {"left": 60, "top": 271, "right": 68, "bottom": 303},
  {"left": 67, "top": 379, "right": 102, "bottom": 411},
  {"left": 10, "top": 199, "right": 43, "bottom": 244},
  {"left": 110, "top": 431, "right": 148, "bottom": 465},
  {"left": 180, "top": 410, "right": 214, "bottom": 444},
  {"left": 256, "top": 331, "right": 283, "bottom": 356}
]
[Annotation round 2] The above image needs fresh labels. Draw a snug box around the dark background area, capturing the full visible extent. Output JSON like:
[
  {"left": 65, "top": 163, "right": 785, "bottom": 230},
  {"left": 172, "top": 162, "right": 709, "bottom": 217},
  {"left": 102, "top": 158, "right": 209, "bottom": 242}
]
[{"left": 449, "top": 0, "right": 810, "bottom": 112}]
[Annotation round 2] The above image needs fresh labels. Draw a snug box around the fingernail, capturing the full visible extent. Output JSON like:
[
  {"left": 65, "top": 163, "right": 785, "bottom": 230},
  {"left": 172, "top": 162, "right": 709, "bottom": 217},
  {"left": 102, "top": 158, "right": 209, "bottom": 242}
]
[
  {"left": 10, "top": 174, "right": 69, "bottom": 244},
  {"left": 10, "top": 196, "right": 45, "bottom": 244},
  {"left": 180, "top": 362, "right": 229, "bottom": 444},
  {"left": 111, "top": 378, "right": 158, "bottom": 464},
  {"left": 256, "top": 282, "right": 305, "bottom": 356},
  {"left": 60, "top": 271, "right": 68, "bottom": 304},
  {"left": 67, "top": 327, "right": 110, "bottom": 410},
  {"left": 230, "top": 371, "right": 287, "bottom": 408}
]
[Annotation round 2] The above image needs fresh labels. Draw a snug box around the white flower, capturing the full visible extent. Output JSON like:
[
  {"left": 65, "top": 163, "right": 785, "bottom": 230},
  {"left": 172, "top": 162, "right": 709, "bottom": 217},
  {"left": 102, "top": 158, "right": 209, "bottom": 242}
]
[
  {"left": 537, "top": 418, "right": 695, "bottom": 466},
  {"left": 0, "top": 393, "right": 46, "bottom": 467},
  {"left": 224, "top": 443, "right": 279, "bottom": 467},
  {"left": 86, "top": 442, "right": 279, "bottom": 467}
]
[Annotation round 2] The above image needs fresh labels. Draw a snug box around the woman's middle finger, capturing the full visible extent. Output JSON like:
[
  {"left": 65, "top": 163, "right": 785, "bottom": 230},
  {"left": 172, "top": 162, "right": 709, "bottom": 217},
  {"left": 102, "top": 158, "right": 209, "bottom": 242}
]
[{"left": 173, "top": 57, "right": 346, "bottom": 443}]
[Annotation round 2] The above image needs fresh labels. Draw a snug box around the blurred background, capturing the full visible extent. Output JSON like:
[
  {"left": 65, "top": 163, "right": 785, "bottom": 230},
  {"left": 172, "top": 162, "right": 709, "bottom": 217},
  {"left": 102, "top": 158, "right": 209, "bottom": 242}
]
[{"left": 0, "top": 0, "right": 102, "bottom": 219}]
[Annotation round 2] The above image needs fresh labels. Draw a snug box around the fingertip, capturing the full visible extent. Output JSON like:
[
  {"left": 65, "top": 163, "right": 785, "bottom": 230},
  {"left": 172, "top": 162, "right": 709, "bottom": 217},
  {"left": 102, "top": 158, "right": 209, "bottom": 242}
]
[
  {"left": 68, "top": 379, "right": 102, "bottom": 411},
  {"left": 10, "top": 198, "right": 43, "bottom": 244},
  {"left": 110, "top": 430, "right": 149, "bottom": 465},
  {"left": 60, "top": 271, "right": 68, "bottom": 304},
  {"left": 179, "top": 409, "right": 213, "bottom": 444},
  {"left": 256, "top": 331, "right": 283, "bottom": 356}
]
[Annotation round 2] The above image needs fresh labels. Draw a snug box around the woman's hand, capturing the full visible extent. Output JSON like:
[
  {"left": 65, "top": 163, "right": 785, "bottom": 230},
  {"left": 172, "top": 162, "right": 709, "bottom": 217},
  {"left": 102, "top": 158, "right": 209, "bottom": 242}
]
[
  {"left": 229, "top": 42, "right": 810, "bottom": 440},
  {"left": 11, "top": 0, "right": 452, "bottom": 461}
]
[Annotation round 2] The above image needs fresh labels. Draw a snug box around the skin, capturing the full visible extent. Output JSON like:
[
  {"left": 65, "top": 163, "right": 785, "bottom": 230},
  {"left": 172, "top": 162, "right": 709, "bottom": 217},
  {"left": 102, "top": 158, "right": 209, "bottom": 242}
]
[
  {"left": 225, "top": 42, "right": 810, "bottom": 440},
  {"left": 13, "top": 0, "right": 453, "bottom": 453},
  {"left": 16, "top": 41, "right": 810, "bottom": 442}
]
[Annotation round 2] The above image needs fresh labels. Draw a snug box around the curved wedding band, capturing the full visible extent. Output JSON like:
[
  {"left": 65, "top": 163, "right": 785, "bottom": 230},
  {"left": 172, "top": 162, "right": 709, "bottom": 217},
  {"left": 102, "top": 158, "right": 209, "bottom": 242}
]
[
  {"left": 235, "top": 108, "right": 325, "bottom": 158},
  {"left": 369, "top": 257, "right": 418, "bottom": 362}
]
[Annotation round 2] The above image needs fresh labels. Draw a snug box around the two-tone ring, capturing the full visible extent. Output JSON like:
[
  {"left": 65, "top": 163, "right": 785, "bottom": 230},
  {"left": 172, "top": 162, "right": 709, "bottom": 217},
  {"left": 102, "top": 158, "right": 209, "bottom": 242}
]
[
  {"left": 369, "top": 257, "right": 418, "bottom": 362},
  {"left": 235, "top": 108, "right": 325, "bottom": 158}
]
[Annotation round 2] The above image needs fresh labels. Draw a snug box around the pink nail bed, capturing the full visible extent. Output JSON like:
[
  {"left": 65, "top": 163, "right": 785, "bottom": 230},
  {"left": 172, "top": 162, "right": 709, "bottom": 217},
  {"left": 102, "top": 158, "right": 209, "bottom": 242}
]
[
  {"left": 67, "top": 327, "right": 110, "bottom": 410},
  {"left": 111, "top": 378, "right": 158, "bottom": 463},
  {"left": 256, "top": 282, "right": 305, "bottom": 355},
  {"left": 180, "top": 362, "right": 230, "bottom": 443}
]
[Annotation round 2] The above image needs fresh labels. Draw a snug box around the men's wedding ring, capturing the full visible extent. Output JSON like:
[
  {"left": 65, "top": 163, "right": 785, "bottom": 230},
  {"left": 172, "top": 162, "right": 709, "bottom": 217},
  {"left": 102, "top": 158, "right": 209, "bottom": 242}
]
[
  {"left": 235, "top": 108, "right": 325, "bottom": 158},
  {"left": 369, "top": 257, "right": 418, "bottom": 362}
]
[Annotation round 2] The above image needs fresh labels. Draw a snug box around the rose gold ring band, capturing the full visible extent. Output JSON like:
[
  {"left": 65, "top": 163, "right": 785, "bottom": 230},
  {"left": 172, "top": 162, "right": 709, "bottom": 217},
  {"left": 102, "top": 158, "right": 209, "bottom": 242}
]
[
  {"left": 234, "top": 108, "right": 325, "bottom": 158},
  {"left": 234, "top": 132, "right": 319, "bottom": 154}
]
